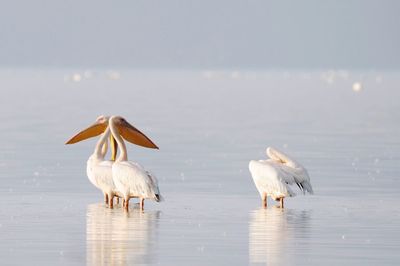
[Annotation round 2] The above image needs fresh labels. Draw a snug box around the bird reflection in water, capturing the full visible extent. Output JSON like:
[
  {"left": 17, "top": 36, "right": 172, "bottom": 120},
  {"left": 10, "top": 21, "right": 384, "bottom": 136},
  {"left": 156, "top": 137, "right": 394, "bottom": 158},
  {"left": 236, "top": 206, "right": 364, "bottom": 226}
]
[
  {"left": 86, "top": 203, "right": 160, "bottom": 265},
  {"left": 249, "top": 207, "right": 311, "bottom": 265}
]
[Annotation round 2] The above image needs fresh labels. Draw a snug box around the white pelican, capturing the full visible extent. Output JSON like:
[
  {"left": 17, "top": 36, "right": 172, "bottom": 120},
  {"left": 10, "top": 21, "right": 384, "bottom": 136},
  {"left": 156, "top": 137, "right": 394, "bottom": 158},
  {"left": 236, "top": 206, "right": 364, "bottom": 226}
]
[
  {"left": 249, "top": 147, "right": 313, "bottom": 208},
  {"left": 65, "top": 116, "right": 119, "bottom": 207},
  {"left": 87, "top": 124, "right": 122, "bottom": 208},
  {"left": 66, "top": 115, "right": 159, "bottom": 208},
  {"left": 109, "top": 116, "right": 162, "bottom": 211}
]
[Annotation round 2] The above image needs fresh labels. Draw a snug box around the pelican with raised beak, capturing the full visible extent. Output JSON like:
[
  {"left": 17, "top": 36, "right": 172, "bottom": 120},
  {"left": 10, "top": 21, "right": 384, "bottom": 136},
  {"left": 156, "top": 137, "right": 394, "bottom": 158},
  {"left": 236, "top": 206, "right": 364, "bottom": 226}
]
[{"left": 108, "top": 116, "right": 163, "bottom": 211}]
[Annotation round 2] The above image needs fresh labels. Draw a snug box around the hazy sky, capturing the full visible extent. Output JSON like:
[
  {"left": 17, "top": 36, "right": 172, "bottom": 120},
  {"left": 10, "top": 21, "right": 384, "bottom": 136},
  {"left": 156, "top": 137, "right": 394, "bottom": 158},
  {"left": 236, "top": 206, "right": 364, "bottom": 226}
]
[{"left": 1, "top": 0, "right": 399, "bottom": 69}]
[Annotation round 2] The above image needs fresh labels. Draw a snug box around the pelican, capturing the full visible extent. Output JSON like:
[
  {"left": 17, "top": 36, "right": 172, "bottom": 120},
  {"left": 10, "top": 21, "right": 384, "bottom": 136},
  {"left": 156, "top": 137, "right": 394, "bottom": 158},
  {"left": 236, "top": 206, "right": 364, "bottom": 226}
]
[
  {"left": 109, "top": 116, "right": 162, "bottom": 211},
  {"left": 249, "top": 147, "right": 313, "bottom": 208},
  {"left": 66, "top": 115, "right": 159, "bottom": 208}
]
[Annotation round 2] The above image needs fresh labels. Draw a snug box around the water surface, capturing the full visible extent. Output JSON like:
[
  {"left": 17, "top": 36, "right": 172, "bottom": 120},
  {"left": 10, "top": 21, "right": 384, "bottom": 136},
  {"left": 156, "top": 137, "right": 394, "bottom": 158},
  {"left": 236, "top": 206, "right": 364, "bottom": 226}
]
[{"left": 0, "top": 69, "right": 399, "bottom": 265}]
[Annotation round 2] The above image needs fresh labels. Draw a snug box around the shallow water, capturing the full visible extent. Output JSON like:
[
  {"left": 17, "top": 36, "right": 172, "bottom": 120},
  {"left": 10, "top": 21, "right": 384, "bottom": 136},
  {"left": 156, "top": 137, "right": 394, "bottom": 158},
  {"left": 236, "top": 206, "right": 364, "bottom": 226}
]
[{"left": 0, "top": 69, "right": 399, "bottom": 265}]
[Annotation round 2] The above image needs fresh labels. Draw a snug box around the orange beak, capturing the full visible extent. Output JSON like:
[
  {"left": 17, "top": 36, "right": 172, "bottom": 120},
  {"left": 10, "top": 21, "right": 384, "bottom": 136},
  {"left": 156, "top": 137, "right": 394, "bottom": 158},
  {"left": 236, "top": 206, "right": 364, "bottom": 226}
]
[
  {"left": 65, "top": 121, "right": 107, "bottom": 144},
  {"left": 118, "top": 119, "right": 159, "bottom": 149},
  {"left": 65, "top": 118, "right": 158, "bottom": 149}
]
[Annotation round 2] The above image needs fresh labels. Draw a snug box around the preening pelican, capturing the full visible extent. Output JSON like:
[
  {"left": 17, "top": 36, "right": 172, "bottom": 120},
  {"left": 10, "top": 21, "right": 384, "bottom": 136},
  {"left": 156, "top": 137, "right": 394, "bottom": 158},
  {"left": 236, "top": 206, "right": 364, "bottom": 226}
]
[
  {"left": 66, "top": 115, "right": 159, "bottom": 208},
  {"left": 249, "top": 147, "right": 313, "bottom": 208},
  {"left": 109, "top": 116, "right": 162, "bottom": 211}
]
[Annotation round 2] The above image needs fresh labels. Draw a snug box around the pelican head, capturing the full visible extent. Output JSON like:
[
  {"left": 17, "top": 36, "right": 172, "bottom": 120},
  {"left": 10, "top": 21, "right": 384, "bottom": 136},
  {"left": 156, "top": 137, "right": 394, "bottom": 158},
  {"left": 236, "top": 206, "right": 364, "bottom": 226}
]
[
  {"left": 108, "top": 116, "right": 159, "bottom": 149},
  {"left": 65, "top": 115, "right": 159, "bottom": 149}
]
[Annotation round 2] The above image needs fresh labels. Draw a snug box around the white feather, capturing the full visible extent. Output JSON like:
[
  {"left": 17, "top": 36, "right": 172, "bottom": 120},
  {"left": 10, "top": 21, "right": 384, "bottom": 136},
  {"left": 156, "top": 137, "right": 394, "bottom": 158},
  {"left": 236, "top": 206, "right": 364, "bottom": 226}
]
[
  {"left": 249, "top": 160, "right": 296, "bottom": 200},
  {"left": 87, "top": 156, "right": 119, "bottom": 198},
  {"left": 109, "top": 116, "right": 162, "bottom": 204},
  {"left": 86, "top": 129, "right": 121, "bottom": 200},
  {"left": 112, "top": 161, "right": 160, "bottom": 200},
  {"left": 266, "top": 147, "right": 313, "bottom": 194},
  {"left": 249, "top": 147, "right": 313, "bottom": 201}
]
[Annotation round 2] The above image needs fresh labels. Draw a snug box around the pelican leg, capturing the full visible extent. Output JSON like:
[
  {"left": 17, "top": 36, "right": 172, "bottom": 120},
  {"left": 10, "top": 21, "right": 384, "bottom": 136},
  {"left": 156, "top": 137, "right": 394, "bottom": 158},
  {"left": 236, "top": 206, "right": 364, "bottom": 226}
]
[
  {"left": 116, "top": 197, "right": 120, "bottom": 205},
  {"left": 139, "top": 198, "right": 144, "bottom": 210},
  {"left": 104, "top": 193, "right": 109, "bottom": 204},
  {"left": 109, "top": 195, "right": 114, "bottom": 209},
  {"left": 262, "top": 192, "right": 267, "bottom": 208},
  {"left": 280, "top": 198, "right": 284, "bottom": 209},
  {"left": 124, "top": 198, "right": 129, "bottom": 211}
]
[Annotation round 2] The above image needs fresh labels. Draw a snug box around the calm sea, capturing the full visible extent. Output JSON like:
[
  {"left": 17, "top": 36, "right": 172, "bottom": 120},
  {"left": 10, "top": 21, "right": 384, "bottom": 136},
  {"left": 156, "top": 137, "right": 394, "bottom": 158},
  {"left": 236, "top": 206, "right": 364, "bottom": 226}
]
[{"left": 0, "top": 69, "right": 399, "bottom": 265}]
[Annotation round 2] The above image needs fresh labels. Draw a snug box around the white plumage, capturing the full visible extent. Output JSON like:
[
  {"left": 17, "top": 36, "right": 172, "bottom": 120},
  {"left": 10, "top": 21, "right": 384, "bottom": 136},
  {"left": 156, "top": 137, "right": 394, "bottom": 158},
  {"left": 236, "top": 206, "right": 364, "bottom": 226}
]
[
  {"left": 66, "top": 114, "right": 159, "bottom": 209},
  {"left": 249, "top": 147, "right": 313, "bottom": 208},
  {"left": 86, "top": 120, "right": 121, "bottom": 207},
  {"left": 109, "top": 116, "right": 162, "bottom": 211},
  {"left": 112, "top": 161, "right": 161, "bottom": 201}
]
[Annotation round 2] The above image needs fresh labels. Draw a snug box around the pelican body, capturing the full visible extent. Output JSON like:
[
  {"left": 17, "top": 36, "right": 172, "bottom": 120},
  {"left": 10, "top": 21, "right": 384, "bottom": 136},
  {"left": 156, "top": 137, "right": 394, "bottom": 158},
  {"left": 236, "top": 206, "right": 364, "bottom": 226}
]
[
  {"left": 109, "top": 116, "right": 162, "bottom": 211},
  {"left": 86, "top": 119, "right": 121, "bottom": 208},
  {"left": 249, "top": 147, "right": 313, "bottom": 208}
]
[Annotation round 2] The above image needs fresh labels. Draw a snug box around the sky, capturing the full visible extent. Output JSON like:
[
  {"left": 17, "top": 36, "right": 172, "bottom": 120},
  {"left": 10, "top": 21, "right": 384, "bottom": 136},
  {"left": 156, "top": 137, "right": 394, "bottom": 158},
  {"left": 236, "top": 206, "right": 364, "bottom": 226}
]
[{"left": 0, "top": 0, "right": 399, "bottom": 69}]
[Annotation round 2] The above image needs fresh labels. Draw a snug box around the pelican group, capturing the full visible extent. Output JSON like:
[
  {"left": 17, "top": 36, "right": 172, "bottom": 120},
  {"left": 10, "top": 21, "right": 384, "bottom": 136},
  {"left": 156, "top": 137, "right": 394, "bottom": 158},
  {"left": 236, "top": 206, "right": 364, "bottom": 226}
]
[
  {"left": 249, "top": 147, "right": 313, "bottom": 208},
  {"left": 66, "top": 116, "right": 314, "bottom": 210},
  {"left": 66, "top": 115, "right": 162, "bottom": 211}
]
